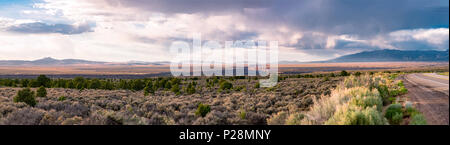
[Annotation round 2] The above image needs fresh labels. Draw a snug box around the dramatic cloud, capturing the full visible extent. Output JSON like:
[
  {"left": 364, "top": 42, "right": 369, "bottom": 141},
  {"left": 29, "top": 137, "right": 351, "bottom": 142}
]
[
  {"left": 0, "top": 0, "right": 448, "bottom": 62},
  {"left": 99, "top": 0, "right": 449, "bottom": 35}
]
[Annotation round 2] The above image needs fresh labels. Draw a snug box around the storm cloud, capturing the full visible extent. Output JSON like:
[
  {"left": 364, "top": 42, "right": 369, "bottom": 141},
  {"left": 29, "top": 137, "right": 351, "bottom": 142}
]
[
  {"left": 105, "top": 0, "right": 449, "bottom": 35},
  {"left": 0, "top": 0, "right": 448, "bottom": 62}
]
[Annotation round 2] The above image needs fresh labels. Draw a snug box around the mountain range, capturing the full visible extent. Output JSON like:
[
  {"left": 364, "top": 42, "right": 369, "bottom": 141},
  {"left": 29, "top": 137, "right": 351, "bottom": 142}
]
[
  {"left": 326, "top": 49, "right": 449, "bottom": 62},
  {"left": 0, "top": 57, "right": 170, "bottom": 66},
  {"left": 0, "top": 49, "right": 448, "bottom": 66}
]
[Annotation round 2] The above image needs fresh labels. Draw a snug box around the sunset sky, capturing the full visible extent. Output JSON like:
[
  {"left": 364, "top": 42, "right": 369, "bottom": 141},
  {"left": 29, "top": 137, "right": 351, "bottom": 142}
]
[{"left": 0, "top": 0, "right": 448, "bottom": 62}]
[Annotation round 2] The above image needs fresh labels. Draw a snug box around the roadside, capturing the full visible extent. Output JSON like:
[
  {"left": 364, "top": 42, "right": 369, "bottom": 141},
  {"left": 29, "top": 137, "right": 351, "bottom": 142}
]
[{"left": 401, "top": 73, "right": 449, "bottom": 125}]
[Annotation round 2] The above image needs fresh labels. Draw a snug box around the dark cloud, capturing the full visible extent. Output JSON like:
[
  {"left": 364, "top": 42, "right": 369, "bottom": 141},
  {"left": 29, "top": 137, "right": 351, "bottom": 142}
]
[
  {"left": 7, "top": 22, "right": 94, "bottom": 35},
  {"left": 109, "top": 0, "right": 448, "bottom": 36},
  {"left": 107, "top": 0, "right": 271, "bottom": 14},
  {"left": 265, "top": 0, "right": 448, "bottom": 36}
]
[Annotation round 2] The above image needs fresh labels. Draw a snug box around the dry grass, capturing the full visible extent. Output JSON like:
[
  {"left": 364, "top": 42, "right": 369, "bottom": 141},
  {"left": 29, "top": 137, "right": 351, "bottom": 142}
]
[{"left": 0, "top": 77, "right": 342, "bottom": 125}]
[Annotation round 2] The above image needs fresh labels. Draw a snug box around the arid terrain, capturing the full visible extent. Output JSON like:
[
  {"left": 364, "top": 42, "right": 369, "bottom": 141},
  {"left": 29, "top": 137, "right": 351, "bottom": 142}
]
[
  {"left": 0, "top": 62, "right": 447, "bottom": 75},
  {"left": 0, "top": 76, "right": 342, "bottom": 125},
  {"left": 0, "top": 62, "right": 448, "bottom": 125}
]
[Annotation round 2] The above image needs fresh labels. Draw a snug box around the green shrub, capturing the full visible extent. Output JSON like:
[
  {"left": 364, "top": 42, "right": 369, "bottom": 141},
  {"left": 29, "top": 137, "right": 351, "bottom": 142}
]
[
  {"left": 377, "top": 85, "right": 391, "bottom": 105},
  {"left": 409, "top": 114, "right": 427, "bottom": 125},
  {"left": 144, "top": 81, "right": 155, "bottom": 96},
  {"left": 171, "top": 83, "right": 180, "bottom": 94},
  {"left": 144, "top": 80, "right": 155, "bottom": 96},
  {"left": 255, "top": 82, "right": 260, "bottom": 88},
  {"left": 388, "top": 97, "right": 396, "bottom": 103},
  {"left": 239, "top": 110, "right": 246, "bottom": 120},
  {"left": 340, "top": 70, "right": 349, "bottom": 76},
  {"left": 185, "top": 83, "right": 196, "bottom": 95},
  {"left": 219, "top": 81, "right": 233, "bottom": 90},
  {"left": 233, "top": 85, "right": 245, "bottom": 92},
  {"left": 391, "top": 112, "right": 403, "bottom": 125},
  {"left": 398, "top": 86, "right": 408, "bottom": 94},
  {"left": 397, "top": 80, "right": 404, "bottom": 87},
  {"left": 143, "top": 86, "right": 150, "bottom": 96},
  {"left": 354, "top": 72, "right": 362, "bottom": 77},
  {"left": 58, "top": 96, "right": 67, "bottom": 101},
  {"left": 36, "top": 75, "right": 51, "bottom": 87},
  {"left": 88, "top": 79, "right": 101, "bottom": 89},
  {"left": 13, "top": 88, "right": 37, "bottom": 107},
  {"left": 389, "top": 73, "right": 398, "bottom": 79},
  {"left": 403, "top": 101, "right": 414, "bottom": 115},
  {"left": 385, "top": 104, "right": 403, "bottom": 123},
  {"left": 195, "top": 103, "right": 211, "bottom": 117},
  {"left": 350, "top": 95, "right": 383, "bottom": 112},
  {"left": 131, "top": 79, "right": 145, "bottom": 91},
  {"left": 325, "top": 106, "right": 387, "bottom": 125},
  {"left": 36, "top": 86, "right": 47, "bottom": 97},
  {"left": 74, "top": 77, "right": 86, "bottom": 90}
]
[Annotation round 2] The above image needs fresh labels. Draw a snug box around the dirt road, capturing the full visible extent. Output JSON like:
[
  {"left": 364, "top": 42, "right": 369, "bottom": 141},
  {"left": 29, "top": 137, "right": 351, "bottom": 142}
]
[{"left": 402, "top": 73, "right": 449, "bottom": 125}]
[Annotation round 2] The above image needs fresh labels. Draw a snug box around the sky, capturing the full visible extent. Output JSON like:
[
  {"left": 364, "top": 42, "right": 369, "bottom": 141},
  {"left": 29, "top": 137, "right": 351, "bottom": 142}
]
[{"left": 0, "top": 0, "right": 448, "bottom": 62}]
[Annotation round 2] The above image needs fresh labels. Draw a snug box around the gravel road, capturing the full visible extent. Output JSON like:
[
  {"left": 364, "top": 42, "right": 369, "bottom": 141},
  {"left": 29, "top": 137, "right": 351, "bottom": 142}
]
[{"left": 402, "top": 73, "right": 449, "bottom": 125}]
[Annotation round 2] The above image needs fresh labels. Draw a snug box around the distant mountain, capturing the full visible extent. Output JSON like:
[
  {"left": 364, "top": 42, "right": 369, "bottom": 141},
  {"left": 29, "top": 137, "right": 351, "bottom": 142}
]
[
  {"left": 279, "top": 60, "right": 307, "bottom": 64},
  {"left": 0, "top": 57, "right": 169, "bottom": 66},
  {"left": 326, "top": 49, "right": 449, "bottom": 62},
  {"left": 125, "top": 60, "right": 170, "bottom": 65},
  {"left": 0, "top": 57, "right": 105, "bottom": 66}
]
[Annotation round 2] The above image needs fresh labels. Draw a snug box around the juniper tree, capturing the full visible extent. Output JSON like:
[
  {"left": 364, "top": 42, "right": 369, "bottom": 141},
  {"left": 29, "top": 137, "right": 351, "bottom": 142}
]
[
  {"left": 13, "top": 88, "right": 36, "bottom": 107},
  {"left": 36, "top": 86, "right": 47, "bottom": 97}
]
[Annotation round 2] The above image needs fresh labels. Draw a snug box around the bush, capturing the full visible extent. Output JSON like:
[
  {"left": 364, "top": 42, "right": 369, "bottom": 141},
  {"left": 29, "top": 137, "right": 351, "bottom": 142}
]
[
  {"left": 388, "top": 97, "right": 396, "bottom": 103},
  {"left": 219, "top": 81, "right": 233, "bottom": 90},
  {"left": 36, "top": 75, "right": 51, "bottom": 87},
  {"left": 13, "top": 88, "right": 37, "bottom": 107},
  {"left": 89, "top": 79, "right": 101, "bottom": 89},
  {"left": 391, "top": 112, "right": 403, "bottom": 125},
  {"left": 398, "top": 86, "right": 408, "bottom": 94},
  {"left": 255, "top": 82, "right": 260, "bottom": 88},
  {"left": 36, "top": 86, "right": 47, "bottom": 97},
  {"left": 354, "top": 72, "right": 362, "bottom": 77},
  {"left": 385, "top": 104, "right": 403, "bottom": 123},
  {"left": 58, "top": 96, "right": 67, "bottom": 101},
  {"left": 377, "top": 85, "right": 390, "bottom": 105},
  {"left": 144, "top": 81, "right": 155, "bottom": 96},
  {"left": 239, "top": 110, "right": 246, "bottom": 120},
  {"left": 377, "top": 85, "right": 389, "bottom": 98},
  {"left": 185, "top": 82, "right": 196, "bottom": 95},
  {"left": 195, "top": 103, "right": 211, "bottom": 117},
  {"left": 325, "top": 105, "right": 387, "bottom": 125},
  {"left": 350, "top": 94, "right": 383, "bottom": 112},
  {"left": 409, "top": 114, "right": 427, "bottom": 125},
  {"left": 340, "top": 70, "right": 349, "bottom": 76},
  {"left": 404, "top": 103, "right": 419, "bottom": 117},
  {"left": 405, "top": 101, "right": 413, "bottom": 110},
  {"left": 131, "top": 79, "right": 145, "bottom": 91},
  {"left": 171, "top": 83, "right": 180, "bottom": 95}
]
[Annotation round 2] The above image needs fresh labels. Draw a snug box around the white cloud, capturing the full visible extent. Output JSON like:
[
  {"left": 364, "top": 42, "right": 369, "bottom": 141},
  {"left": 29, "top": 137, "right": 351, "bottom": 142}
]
[
  {"left": 0, "top": 0, "right": 448, "bottom": 62},
  {"left": 389, "top": 28, "right": 449, "bottom": 48}
]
